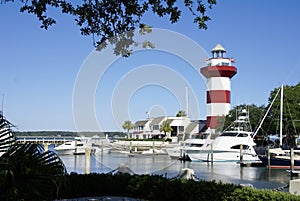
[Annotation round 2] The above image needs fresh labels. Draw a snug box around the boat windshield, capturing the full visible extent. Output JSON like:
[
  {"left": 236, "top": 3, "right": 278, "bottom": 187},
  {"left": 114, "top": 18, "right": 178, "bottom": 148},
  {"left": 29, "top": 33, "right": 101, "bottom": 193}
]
[
  {"left": 220, "top": 132, "right": 238, "bottom": 137},
  {"left": 221, "top": 132, "right": 249, "bottom": 137},
  {"left": 231, "top": 145, "right": 250, "bottom": 150},
  {"left": 185, "top": 143, "right": 204, "bottom": 147}
]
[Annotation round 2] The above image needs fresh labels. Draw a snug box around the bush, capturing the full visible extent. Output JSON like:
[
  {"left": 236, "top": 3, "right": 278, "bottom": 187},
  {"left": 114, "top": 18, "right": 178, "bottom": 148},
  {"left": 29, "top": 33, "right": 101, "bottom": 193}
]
[
  {"left": 57, "top": 173, "right": 300, "bottom": 201},
  {"left": 225, "top": 187, "right": 300, "bottom": 201}
]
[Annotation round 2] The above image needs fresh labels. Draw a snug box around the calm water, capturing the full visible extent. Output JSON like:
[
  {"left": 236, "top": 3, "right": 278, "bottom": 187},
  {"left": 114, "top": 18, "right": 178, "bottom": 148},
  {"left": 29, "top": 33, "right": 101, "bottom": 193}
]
[{"left": 56, "top": 151, "right": 294, "bottom": 191}]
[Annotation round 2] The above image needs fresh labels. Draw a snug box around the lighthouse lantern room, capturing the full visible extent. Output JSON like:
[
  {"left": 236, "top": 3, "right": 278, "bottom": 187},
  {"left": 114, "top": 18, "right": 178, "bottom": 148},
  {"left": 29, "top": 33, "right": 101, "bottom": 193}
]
[{"left": 200, "top": 44, "right": 237, "bottom": 129}]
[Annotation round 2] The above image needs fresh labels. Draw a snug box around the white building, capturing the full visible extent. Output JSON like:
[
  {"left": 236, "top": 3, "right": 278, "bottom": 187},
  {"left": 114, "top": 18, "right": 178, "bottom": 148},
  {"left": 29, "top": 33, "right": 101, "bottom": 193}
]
[{"left": 132, "top": 116, "right": 205, "bottom": 140}]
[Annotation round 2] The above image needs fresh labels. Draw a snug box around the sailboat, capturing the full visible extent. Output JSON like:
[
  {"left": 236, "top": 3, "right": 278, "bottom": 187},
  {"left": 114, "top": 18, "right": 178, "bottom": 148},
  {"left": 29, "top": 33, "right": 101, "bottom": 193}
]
[{"left": 256, "top": 84, "right": 300, "bottom": 169}]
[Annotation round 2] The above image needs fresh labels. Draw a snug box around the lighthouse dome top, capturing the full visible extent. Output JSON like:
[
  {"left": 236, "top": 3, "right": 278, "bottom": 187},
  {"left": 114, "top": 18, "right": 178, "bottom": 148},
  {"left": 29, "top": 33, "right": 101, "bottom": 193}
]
[{"left": 211, "top": 43, "right": 226, "bottom": 53}]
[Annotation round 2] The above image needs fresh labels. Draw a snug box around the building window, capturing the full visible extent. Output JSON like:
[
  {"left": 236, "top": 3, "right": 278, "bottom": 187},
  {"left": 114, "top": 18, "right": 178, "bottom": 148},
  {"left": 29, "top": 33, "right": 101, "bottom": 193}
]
[
  {"left": 178, "top": 126, "right": 184, "bottom": 132},
  {"left": 153, "top": 125, "right": 159, "bottom": 130}
]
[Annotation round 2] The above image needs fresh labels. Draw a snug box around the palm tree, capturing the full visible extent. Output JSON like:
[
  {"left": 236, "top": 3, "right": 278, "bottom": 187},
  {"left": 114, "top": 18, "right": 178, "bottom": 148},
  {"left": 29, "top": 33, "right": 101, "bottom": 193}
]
[
  {"left": 0, "top": 112, "right": 16, "bottom": 157},
  {"left": 159, "top": 120, "right": 173, "bottom": 136},
  {"left": 0, "top": 112, "right": 67, "bottom": 200},
  {"left": 122, "top": 120, "right": 134, "bottom": 138},
  {"left": 176, "top": 110, "right": 187, "bottom": 117}
]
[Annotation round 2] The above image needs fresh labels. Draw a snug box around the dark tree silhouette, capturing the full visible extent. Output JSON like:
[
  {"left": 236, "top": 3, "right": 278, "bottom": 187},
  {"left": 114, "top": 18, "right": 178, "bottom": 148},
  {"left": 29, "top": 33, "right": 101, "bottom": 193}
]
[
  {"left": 2, "top": 0, "right": 217, "bottom": 56},
  {"left": 0, "top": 112, "right": 67, "bottom": 200}
]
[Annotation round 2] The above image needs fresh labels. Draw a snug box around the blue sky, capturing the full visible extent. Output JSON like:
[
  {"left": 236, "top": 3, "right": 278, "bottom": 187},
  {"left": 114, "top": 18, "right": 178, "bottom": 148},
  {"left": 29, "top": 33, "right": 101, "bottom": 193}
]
[{"left": 1, "top": 1, "right": 300, "bottom": 131}]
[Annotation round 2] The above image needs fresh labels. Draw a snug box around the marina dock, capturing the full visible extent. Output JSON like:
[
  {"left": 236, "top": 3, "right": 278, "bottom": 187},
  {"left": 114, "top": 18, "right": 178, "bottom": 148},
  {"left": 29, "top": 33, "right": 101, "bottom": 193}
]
[{"left": 16, "top": 136, "right": 75, "bottom": 145}]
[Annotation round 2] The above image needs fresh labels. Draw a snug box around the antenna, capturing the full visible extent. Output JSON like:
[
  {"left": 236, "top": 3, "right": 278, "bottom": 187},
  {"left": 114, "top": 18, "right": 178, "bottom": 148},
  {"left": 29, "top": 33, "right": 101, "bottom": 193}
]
[{"left": 185, "top": 86, "right": 188, "bottom": 117}]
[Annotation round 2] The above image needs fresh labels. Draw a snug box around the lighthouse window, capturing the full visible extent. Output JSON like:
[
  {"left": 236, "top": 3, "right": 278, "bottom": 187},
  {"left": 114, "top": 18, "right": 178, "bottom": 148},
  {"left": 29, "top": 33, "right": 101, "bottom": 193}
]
[{"left": 221, "top": 62, "right": 230, "bottom": 66}]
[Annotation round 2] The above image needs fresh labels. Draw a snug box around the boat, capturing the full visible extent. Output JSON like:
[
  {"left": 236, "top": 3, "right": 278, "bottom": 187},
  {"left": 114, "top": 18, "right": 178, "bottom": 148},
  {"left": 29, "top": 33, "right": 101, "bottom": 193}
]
[
  {"left": 140, "top": 148, "right": 166, "bottom": 155},
  {"left": 91, "top": 146, "right": 111, "bottom": 155},
  {"left": 165, "top": 143, "right": 183, "bottom": 159},
  {"left": 110, "top": 140, "right": 167, "bottom": 154},
  {"left": 182, "top": 132, "right": 214, "bottom": 160},
  {"left": 165, "top": 132, "right": 213, "bottom": 160},
  {"left": 54, "top": 138, "right": 86, "bottom": 155},
  {"left": 255, "top": 84, "right": 300, "bottom": 168},
  {"left": 187, "top": 109, "right": 260, "bottom": 162},
  {"left": 258, "top": 148, "right": 300, "bottom": 169},
  {"left": 55, "top": 135, "right": 112, "bottom": 155}
]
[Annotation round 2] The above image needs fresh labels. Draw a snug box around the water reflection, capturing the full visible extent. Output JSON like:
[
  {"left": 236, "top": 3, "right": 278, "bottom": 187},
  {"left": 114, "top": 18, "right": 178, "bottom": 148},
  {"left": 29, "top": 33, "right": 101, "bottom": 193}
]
[{"left": 58, "top": 152, "right": 292, "bottom": 190}]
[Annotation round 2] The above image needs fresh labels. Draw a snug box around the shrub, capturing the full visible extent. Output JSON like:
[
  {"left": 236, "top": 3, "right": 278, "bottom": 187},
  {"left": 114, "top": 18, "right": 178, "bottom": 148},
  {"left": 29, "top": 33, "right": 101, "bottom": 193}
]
[{"left": 57, "top": 173, "right": 300, "bottom": 201}]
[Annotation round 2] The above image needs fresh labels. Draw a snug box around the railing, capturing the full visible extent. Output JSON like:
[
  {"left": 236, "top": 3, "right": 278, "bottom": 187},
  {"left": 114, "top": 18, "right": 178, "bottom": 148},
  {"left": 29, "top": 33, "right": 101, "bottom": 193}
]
[{"left": 16, "top": 136, "right": 75, "bottom": 145}]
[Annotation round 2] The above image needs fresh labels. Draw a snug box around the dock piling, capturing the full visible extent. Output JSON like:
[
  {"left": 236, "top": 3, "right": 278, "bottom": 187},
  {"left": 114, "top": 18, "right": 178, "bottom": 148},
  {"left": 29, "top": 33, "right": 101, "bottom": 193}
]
[
  {"left": 267, "top": 146, "right": 270, "bottom": 169},
  {"left": 240, "top": 144, "right": 243, "bottom": 163},
  {"left": 291, "top": 147, "right": 295, "bottom": 172},
  {"left": 44, "top": 143, "right": 49, "bottom": 152},
  {"left": 85, "top": 148, "right": 91, "bottom": 174},
  {"left": 210, "top": 143, "right": 213, "bottom": 164}
]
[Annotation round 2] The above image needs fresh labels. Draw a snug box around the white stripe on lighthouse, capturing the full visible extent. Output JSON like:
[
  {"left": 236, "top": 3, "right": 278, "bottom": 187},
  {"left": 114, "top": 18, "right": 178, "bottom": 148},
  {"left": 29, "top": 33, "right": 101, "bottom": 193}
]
[
  {"left": 206, "top": 103, "right": 231, "bottom": 117},
  {"left": 207, "top": 77, "right": 231, "bottom": 91}
]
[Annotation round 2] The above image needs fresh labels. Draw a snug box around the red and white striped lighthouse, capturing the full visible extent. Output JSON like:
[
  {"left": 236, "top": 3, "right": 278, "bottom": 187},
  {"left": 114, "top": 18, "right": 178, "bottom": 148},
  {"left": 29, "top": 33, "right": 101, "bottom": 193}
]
[{"left": 201, "top": 44, "right": 237, "bottom": 129}]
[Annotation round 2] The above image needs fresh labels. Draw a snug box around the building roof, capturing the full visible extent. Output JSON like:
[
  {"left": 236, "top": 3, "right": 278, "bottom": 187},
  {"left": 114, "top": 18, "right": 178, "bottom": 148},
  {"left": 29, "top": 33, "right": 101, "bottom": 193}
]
[
  {"left": 166, "top": 119, "right": 174, "bottom": 125},
  {"left": 134, "top": 120, "right": 149, "bottom": 126},
  {"left": 185, "top": 122, "right": 199, "bottom": 134},
  {"left": 211, "top": 44, "right": 226, "bottom": 53},
  {"left": 150, "top": 116, "right": 165, "bottom": 126}
]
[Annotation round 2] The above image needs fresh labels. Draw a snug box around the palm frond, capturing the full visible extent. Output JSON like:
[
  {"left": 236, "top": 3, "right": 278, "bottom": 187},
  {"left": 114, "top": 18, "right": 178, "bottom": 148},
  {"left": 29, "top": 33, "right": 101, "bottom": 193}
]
[
  {"left": 0, "top": 143, "right": 67, "bottom": 200},
  {"left": 0, "top": 113, "right": 16, "bottom": 156}
]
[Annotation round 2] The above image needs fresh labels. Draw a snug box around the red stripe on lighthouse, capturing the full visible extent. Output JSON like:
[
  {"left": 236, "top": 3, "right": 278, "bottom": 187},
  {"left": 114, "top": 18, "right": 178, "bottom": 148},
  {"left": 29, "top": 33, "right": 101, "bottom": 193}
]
[
  {"left": 201, "top": 66, "right": 237, "bottom": 78},
  {"left": 207, "top": 90, "right": 230, "bottom": 103},
  {"left": 206, "top": 116, "right": 220, "bottom": 129}
]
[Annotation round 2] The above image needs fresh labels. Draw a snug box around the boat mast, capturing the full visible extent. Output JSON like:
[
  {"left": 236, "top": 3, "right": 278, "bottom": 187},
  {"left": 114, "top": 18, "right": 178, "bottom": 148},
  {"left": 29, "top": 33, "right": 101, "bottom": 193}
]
[
  {"left": 252, "top": 87, "right": 281, "bottom": 138},
  {"left": 279, "top": 84, "right": 283, "bottom": 147}
]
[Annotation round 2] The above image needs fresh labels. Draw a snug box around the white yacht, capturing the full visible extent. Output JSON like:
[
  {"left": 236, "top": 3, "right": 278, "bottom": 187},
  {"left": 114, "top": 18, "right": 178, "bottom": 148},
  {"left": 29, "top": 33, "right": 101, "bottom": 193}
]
[
  {"left": 187, "top": 110, "right": 259, "bottom": 162},
  {"left": 165, "top": 132, "right": 213, "bottom": 160},
  {"left": 54, "top": 136, "right": 112, "bottom": 155},
  {"left": 54, "top": 137, "right": 87, "bottom": 155}
]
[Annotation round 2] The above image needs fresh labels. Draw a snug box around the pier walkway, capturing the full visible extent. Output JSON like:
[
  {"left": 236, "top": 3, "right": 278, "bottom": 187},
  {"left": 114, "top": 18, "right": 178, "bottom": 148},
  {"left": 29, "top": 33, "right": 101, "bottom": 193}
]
[{"left": 16, "top": 136, "right": 74, "bottom": 145}]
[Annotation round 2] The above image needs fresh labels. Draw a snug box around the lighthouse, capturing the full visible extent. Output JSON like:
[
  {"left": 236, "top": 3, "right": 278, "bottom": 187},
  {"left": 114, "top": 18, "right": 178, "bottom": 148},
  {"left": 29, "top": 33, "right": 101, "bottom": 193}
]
[{"left": 200, "top": 44, "right": 237, "bottom": 129}]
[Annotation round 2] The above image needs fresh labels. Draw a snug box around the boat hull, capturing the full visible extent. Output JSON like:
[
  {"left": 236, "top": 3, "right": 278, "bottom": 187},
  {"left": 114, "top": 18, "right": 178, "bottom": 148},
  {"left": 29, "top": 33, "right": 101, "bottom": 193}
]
[
  {"left": 55, "top": 148, "right": 86, "bottom": 155},
  {"left": 258, "top": 155, "right": 300, "bottom": 169},
  {"left": 188, "top": 149, "right": 259, "bottom": 162}
]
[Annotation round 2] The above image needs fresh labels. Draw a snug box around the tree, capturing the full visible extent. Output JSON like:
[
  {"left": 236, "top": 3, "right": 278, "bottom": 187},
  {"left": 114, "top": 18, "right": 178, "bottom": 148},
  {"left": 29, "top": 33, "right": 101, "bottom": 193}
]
[
  {"left": 223, "top": 104, "right": 266, "bottom": 133},
  {"left": 222, "top": 84, "right": 300, "bottom": 147},
  {"left": 122, "top": 120, "right": 134, "bottom": 138},
  {"left": 2, "top": 0, "right": 217, "bottom": 56},
  {"left": 0, "top": 143, "right": 67, "bottom": 200},
  {"left": 176, "top": 110, "right": 187, "bottom": 117},
  {"left": 0, "top": 112, "right": 67, "bottom": 200},
  {"left": 263, "top": 83, "right": 300, "bottom": 147},
  {"left": 0, "top": 112, "right": 16, "bottom": 156},
  {"left": 215, "top": 115, "right": 225, "bottom": 132},
  {"left": 159, "top": 120, "right": 173, "bottom": 135}
]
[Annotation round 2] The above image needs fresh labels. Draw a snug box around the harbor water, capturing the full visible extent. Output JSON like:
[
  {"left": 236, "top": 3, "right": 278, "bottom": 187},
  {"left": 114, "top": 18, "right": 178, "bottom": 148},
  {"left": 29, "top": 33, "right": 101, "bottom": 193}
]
[{"left": 56, "top": 150, "right": 294, "bottom": 191}]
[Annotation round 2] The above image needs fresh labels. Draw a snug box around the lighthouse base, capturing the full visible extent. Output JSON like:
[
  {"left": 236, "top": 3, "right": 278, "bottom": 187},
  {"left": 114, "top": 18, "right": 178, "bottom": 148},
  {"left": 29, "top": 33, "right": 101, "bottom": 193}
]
[{"left": 206, "top": 116, "right": 225, "bottom": 130}]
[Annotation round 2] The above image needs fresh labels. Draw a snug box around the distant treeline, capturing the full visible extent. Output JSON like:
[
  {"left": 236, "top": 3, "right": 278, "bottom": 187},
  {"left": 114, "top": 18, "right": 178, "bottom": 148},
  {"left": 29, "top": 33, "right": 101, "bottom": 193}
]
[{"left": 14, "top": 131, "right": 127, "bottom": 138}]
